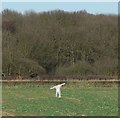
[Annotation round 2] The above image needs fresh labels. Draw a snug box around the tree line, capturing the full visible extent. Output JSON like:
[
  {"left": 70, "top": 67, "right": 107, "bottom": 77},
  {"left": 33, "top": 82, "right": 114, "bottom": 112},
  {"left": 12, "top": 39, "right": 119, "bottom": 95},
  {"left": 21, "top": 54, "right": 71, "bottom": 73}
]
[{"left": 2, "top": 9, "right": 118, "bottom": 78}]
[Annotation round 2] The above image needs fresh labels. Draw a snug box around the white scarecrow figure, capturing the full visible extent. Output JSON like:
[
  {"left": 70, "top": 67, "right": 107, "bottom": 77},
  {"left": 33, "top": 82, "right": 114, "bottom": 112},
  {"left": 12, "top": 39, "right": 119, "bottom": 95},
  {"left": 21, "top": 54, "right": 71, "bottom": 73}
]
[{"left": 50, "top": 83, "right": 65, "bottom": 98}]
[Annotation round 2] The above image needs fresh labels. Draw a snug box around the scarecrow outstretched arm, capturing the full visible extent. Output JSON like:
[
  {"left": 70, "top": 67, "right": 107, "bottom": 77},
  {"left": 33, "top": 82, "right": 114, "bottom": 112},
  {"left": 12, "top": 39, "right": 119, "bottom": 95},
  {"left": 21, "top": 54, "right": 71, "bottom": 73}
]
[
  {"left": 50, "top": 86, "right": 56, "bottom": 89},
  {"left": 60, "top": 83, "right": 65, "bottom": 86}
]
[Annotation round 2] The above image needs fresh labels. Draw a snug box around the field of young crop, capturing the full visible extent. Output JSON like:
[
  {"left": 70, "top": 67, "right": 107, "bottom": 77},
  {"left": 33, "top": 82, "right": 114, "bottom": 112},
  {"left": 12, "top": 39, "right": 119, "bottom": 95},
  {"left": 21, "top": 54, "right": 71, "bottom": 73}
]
[{"left": 2, "top": 81, "right": 118, "bottom": 116}]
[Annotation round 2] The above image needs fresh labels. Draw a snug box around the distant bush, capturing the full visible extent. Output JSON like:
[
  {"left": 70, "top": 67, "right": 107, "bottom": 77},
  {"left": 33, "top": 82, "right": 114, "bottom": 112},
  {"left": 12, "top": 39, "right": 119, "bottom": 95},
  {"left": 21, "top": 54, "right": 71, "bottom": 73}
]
[
  {"left": 55, "top": 57, "right": 118, "bottom": 76},
  {"left": 55, "top": 61, "right": 95, "bottom": 76},
  {"left": 93, "top": 57, "right": 118, "bottom": 76},
  {"left": 3, "top": 57, "right": 46, "bottom": 76}
]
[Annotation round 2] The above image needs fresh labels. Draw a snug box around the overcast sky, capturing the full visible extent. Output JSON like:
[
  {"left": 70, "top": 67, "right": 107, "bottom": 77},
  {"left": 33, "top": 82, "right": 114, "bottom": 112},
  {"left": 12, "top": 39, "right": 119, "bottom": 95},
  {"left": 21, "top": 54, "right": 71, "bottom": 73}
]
[{"left": 2, "top": 2, "right": 118, "bottom": 15}]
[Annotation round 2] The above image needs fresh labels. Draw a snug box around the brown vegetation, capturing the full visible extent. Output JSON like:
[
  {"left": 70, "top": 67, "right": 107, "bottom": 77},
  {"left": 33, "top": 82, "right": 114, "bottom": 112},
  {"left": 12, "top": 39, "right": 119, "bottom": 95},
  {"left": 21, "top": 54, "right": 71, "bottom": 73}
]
[{"left": 2, "top": 9, "right": 118, "bottom": 79}]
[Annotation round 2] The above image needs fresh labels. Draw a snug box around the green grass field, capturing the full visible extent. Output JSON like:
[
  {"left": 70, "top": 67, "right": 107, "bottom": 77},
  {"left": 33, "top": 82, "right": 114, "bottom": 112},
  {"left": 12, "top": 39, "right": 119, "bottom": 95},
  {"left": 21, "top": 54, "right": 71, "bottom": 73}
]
[{"left": 2, "top": 82, "right": 118, "bottom": 116}]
